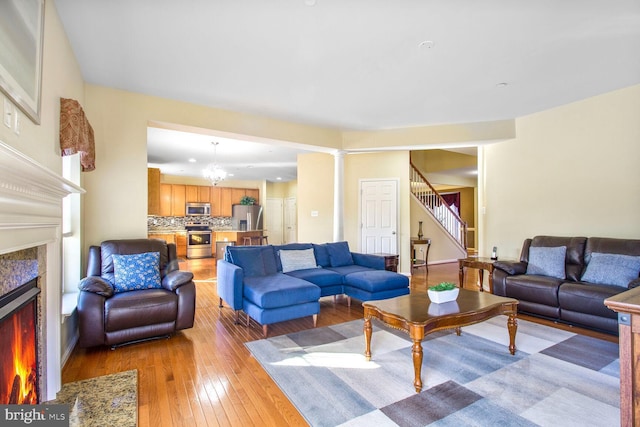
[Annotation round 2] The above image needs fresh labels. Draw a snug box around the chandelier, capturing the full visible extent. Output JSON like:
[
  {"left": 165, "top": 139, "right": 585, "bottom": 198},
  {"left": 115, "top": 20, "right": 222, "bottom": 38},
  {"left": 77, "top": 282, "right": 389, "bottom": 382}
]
[{"left": 203, "top": 142, "right": 227, "bottom": 186}]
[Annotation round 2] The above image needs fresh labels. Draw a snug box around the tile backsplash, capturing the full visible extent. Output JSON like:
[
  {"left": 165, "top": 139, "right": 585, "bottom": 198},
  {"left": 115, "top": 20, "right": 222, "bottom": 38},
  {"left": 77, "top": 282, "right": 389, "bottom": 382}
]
[{"left": 148, "top": 216, "right": 232, "bottom": 230}]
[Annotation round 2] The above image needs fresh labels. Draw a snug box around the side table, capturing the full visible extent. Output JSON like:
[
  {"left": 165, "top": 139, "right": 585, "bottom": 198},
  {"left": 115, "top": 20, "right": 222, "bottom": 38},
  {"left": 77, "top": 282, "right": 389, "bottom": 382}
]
[
  {"left": 371, "top": 253, "right": 399, "bottom": 273},
  {"left": 411, "top": 238, "right": 431, "bottom": 274},
  {"left": 458, "top": 256, "right": 502, "bottom": 293}
]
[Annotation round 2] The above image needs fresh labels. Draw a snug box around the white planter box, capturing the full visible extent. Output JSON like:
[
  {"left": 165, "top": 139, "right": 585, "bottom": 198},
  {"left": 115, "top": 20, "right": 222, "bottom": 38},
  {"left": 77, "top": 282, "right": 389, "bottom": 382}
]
[{"left": 428, "top": 287, "right": 459, "bottom": 304}]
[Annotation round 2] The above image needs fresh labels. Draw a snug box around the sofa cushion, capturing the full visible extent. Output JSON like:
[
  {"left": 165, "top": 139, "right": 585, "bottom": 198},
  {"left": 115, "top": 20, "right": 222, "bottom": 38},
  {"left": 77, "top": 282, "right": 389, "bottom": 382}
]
[
  {"left": 243, "top": 274, "right": 321, "bottom": 309},
  {"left": 279, "top": 248, "right": 318, "bottom": 273},
  {"left": 285, "top": 268, "right": 343, "bottom": 288},
  {"left": 273, "top": 243, "right": 313, "bottom": 271},
  {"left": 327, "top": 264, "right": 374, "bottom": 275},
  {"left": 104, "top": 289, "right": 177, "bottom": 331},
  {"left": 112, "top": 252, "right": 162, "bottom": 293},
  {"left": 326, "top": 241, "right": 354, "bottom": 267},
  {"left": 344, "top": 270, "right": 409, "bottom": 293},
  {"left": 227, "top": 246, "right": 277, "bottom": 277},
  {"left": 559, "top": 282, "right": 624, "bottom": 319},
  {"left": 528, "top": 236, "right": 587, "bottom": 281},
  {"left": 313, "top": 244, "right": 331, "bottom": 268},
  {"left": 581, "top": 252, "right": 640, "bottom": 287},
  {"left": 505, "top": 275, "right": 562, "bottom": 307},
  {"left": 526, "top": 246, "right": 566, "bottom": 279}
]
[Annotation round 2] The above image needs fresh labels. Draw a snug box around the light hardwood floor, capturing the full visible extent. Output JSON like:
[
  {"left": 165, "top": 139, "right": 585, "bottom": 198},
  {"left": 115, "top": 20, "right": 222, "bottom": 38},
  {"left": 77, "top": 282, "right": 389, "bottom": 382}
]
[{"left": 62, "top": 258, "right": 616, "bottom": 426}]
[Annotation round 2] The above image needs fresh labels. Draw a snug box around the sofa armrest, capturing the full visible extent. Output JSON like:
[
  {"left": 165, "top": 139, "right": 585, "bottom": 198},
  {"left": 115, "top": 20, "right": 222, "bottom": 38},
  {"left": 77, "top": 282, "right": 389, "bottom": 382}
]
[
  {"left": 77, "top": 291, "right": 106, "bottom": 347},
  {"left": 628, "top": 278, "right": 640, "bottom": 289},
  {"left": 78, "top": 276, "right": 114, "bottom": 297},
  {"left": 162, "top": 270, "right": 194, "bottom": 291},
  {"left": 217, "top": 259, "right": 244, "bottom": 310},
  {"left": 493, "top": 261, "right": 527, "bottom": 276},
  {"left": 352, "top": 252, "right": 385, "bottom": 270}
]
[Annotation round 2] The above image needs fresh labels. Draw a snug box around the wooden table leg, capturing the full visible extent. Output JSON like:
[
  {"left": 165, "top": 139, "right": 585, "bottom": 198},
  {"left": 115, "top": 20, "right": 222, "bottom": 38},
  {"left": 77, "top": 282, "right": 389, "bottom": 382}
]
[
  {"left": 458, "top": 261, "right": 465, "bottom": 288},
  {"left": 364, "top": 317, "right": 372, "bottom": 361},
  {"left": 412, "top": 339, "right": 423, "bottom": 392},
  {"left": 507, "top": 312, "right": 518, "bottom": 355},
  {"left": 478, "top": 269, "right": 484, "bottom": 292}
]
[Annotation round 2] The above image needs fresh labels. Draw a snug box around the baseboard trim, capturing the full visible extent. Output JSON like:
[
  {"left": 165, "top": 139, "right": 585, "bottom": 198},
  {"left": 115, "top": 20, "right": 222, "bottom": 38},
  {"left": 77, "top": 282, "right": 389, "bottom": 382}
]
[{"left": 61, "top": 332, "right": 78, "bottom": 368}]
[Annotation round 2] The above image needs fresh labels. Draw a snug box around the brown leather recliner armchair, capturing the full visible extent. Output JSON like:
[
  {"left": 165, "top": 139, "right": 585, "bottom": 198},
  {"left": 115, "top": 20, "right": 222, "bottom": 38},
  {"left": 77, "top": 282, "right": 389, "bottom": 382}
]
[{"left": 77, "top": 239, "right": 196, "bottom": 348}]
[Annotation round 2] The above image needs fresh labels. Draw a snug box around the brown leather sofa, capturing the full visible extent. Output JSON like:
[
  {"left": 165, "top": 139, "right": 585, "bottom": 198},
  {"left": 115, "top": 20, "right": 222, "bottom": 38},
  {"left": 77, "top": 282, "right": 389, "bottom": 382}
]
[
  {"left": 77, "top": 239, "right": 196, "bottom": 348},
  {"left": 493, "top": 236, "right": 640, "bottom": 334}
]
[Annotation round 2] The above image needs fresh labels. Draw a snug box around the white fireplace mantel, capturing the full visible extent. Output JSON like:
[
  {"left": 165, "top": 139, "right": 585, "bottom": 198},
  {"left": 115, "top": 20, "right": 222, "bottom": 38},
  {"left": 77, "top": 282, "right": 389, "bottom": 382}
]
[{"left": 0, "top": 139, "right": 85, "bottom": 400}]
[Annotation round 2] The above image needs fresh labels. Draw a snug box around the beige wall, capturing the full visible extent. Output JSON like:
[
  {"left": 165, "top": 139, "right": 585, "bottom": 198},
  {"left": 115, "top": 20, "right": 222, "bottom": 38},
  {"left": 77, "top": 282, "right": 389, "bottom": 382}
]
[
  {"left": 481, "top": 84, "right": 640, "bottom": 259},
  {"left": 0, "top": 0, "right": 85, "bottom": 370},
  {"left": 81, "top": 86, "right": 342, "bottom": 253},
  {"left": 297, "top": 153, "right": 334, "bottom": 243}
]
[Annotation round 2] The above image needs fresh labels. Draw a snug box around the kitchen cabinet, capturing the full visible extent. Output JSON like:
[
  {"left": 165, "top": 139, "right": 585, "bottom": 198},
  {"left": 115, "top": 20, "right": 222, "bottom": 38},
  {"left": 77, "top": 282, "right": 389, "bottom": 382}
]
[
  {"left": 198, "top": 186, "right": 210, "bottom": 203},
  {"left": 186, "top": 185, "right": 211, "bottom": 203},
  {"left": 231, "top": 188, "right": 246, "bottom": 205},
  {"left": 175, "top": 232, "right": 187, "bottom": 258},
  {"left": 148, "top": 231, "right": 187, "bottom": 258},
  {"left": 185, "top": 185, "right": 199, "bottom": 203},
  {"left": 220, "top": 188, "right": 232, "bottom": 216},
  {"left": 160, "top": 184, "right": 186, "bottom": 216},
  {"left": 160, "top": 184, "right": 172, "bottom": 216},
  {"left": 157, "top": 184, "right": 258, "bottom": 217},
  {"left": 148, "top": 168, "right": 161, "bottom": 216}
]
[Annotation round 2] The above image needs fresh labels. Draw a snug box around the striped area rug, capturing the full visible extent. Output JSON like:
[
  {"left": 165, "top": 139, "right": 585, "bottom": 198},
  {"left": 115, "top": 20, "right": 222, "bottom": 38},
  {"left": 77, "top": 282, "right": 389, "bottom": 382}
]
[{"left": 246, "top": 317, "right": 619, "bottom": 427}]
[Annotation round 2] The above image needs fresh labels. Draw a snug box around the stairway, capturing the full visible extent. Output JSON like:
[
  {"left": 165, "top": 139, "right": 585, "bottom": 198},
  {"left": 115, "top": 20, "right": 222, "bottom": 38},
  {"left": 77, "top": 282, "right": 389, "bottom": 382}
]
[{"left": 410, "top": 162, "right": 468, "bottom": 252}]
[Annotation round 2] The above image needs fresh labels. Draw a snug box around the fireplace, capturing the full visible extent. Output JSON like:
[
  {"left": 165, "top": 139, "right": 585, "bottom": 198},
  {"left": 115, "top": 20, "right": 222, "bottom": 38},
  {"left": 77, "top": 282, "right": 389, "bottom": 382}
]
[
  {"left": 0, "top": 278, "right": 40, "bottom": 404},
  {"left": 0, "top": 140, "right": 84, "bottom": 401}
]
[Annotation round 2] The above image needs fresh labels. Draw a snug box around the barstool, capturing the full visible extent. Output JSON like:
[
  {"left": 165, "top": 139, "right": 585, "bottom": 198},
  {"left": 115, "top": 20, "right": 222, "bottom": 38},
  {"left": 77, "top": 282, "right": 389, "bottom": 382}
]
[
  {"left": 259, "top": 236, "right": 269, "bottom": 245},
  {"left": 242, "top": 236, "right": 253, "bottom": 245}
]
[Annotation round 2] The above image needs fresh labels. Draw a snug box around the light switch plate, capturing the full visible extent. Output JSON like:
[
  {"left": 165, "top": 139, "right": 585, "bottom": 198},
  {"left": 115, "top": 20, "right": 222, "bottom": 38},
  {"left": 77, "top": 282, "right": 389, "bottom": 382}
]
[
  {"left": 3, "top": 98, "right": 12, "bottom": 128},
  {"left": 13, "top": 109, "right": 20, "bottom": 135}
]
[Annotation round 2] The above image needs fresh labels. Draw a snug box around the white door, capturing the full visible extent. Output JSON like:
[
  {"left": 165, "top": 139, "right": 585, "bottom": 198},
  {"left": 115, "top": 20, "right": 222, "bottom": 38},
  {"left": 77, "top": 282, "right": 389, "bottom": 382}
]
[
  {"left": 265, "top": 198, "right": 284, "bottom": 245},
  {"left": 360, "top": 180, "right": 398, "bottom": 254},
  {"left": 284, "top": 197, "right": 297, "bottom": 243}
]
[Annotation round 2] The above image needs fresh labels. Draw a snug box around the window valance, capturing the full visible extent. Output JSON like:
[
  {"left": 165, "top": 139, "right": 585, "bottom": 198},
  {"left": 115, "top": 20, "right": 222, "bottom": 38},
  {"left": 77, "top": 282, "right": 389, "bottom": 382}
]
[{"left": 59, "top": 98, "right": 95, "bottom": 171}]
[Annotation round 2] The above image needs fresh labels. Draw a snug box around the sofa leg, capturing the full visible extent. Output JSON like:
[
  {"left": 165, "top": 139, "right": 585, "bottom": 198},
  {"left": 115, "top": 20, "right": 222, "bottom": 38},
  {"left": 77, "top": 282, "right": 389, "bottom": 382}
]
[
  {"left": 262, "top": 324, "right": 268, "bottom": 337},
  {"left": 219, "top": 297, "right": 223, "bottom": 308},
  {"left": 313, "top": 314, "right": 318, "bottom": 327}
]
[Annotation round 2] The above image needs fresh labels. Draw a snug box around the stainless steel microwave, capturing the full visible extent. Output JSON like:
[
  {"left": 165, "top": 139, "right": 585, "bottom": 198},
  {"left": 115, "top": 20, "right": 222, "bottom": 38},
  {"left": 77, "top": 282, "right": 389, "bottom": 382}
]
[{"left": 186, "top": 202, "right": 211, "bottom": 216}]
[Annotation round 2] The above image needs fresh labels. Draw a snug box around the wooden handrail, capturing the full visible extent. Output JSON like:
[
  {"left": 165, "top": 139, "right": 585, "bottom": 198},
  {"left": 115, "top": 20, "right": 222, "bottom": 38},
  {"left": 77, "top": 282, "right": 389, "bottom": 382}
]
[{"left": 410, "top": 161, "right": 468, "bottom": 250}]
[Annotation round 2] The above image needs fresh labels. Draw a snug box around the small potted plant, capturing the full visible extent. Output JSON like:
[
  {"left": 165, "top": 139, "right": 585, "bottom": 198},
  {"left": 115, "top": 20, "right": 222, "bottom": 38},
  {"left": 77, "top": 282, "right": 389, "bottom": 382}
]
[
  {"left": 428, "top": 282, "right": 459, "bottom": 303},
  {"left": 240, "top": 196, "right": 256, "bottom": 205}
]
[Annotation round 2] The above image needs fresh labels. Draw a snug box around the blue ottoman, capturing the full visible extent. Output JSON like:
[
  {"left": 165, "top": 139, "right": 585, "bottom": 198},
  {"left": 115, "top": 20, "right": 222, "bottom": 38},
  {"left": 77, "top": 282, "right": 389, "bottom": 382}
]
[{"left": 343, "top": 270, "right": 409, "bottom": 304}]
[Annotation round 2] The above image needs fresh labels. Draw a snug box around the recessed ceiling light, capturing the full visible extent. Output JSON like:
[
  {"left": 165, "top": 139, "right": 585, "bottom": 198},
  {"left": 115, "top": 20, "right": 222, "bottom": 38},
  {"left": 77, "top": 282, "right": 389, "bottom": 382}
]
[
  {"left": 419, "top": 40, "right": 435, "bottom": 49},
  {"left": 496, "top": 82, "right": 509, "bottom": 88},
  {"left": 188, "top": 158, "right": 196, "bottom": 163},
  {"left": 276, "top": 177, "right": 282, "bottom": 180},
  {"left": 228, "top": 173, "right": 234, "bottom": 177}
]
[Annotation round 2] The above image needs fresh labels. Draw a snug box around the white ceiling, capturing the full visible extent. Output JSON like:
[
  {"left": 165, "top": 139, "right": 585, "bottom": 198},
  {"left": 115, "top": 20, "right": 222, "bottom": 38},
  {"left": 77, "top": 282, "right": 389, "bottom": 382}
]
[{"left": 54, "top": 0, "right": 640, "bottom": 181}]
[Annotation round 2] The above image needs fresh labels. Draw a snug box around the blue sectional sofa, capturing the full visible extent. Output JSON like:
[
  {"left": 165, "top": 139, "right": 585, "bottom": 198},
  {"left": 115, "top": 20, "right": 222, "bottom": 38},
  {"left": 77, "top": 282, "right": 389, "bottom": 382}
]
[{"left": 217, "top": 241, "right": 409, "bottom": 336}]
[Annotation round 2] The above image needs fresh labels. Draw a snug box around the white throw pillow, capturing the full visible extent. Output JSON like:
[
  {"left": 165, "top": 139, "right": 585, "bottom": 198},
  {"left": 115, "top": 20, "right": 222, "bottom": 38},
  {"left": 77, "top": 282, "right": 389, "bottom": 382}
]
[{"left": 279, "top": 248, "right": 318, "bottom": 273}]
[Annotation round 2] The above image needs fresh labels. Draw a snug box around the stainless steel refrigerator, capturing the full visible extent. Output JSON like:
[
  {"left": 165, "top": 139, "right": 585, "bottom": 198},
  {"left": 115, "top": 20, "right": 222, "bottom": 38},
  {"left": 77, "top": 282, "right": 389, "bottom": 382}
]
[{"left": 231, "top": 204, "right": 263, "bottom": 230}]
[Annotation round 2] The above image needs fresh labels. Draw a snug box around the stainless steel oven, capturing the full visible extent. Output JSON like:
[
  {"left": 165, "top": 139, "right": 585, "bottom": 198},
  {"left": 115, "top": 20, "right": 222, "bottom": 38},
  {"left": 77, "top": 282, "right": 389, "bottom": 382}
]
[{"left": 185, "top": 223, "right": 212, "bottom": 259}]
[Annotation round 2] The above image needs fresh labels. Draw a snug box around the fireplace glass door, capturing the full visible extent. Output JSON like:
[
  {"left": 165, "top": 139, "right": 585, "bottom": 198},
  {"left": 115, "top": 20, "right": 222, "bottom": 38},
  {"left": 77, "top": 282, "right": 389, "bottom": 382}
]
[{"left": 0, "top": 281, "right": 39, "bottom": 404}]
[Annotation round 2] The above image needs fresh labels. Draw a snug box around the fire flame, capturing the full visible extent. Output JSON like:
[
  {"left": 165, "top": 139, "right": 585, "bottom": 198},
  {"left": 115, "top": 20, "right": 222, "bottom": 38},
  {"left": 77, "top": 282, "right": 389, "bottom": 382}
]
[{"left": 1, "top": 301, "right": 38, "bottom": 404}]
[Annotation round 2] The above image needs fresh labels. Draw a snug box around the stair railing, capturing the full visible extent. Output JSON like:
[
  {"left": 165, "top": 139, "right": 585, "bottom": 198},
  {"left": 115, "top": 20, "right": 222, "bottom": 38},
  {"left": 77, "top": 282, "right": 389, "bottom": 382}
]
[{"left": 410, "top": 161, "right": 468, "bottom": 250}]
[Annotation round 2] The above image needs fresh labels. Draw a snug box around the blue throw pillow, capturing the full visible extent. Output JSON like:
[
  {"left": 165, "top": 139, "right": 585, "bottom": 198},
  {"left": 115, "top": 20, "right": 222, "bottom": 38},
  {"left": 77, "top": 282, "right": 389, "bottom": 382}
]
[
  {"left": 526, "top": 246, "right": 566, "bottom": 279},
  {"left": 227, "top": 246, "right": 277, "bottom": 276},
  {"left": 581, "top": 252, "right": 640, "bottom": 287},
  {"left": 112, "top": 252, "right": 162, "bottom": 293},
  {"left": 326, "top": 241, "right": 354, "bottom": 267}
]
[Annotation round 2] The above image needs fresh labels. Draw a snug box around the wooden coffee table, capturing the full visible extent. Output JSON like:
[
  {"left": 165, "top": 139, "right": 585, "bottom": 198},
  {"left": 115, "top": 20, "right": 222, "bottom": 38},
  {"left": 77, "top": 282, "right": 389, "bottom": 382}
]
[{"left": 363, "top": 289, "right": 518, "bottom": 392}]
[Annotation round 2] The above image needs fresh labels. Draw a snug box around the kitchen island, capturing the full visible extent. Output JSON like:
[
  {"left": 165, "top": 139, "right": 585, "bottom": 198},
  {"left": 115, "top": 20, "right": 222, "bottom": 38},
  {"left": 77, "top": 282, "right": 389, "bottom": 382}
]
[{"left": 214, "top": 230, "right": 265, "bottom": 247}]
